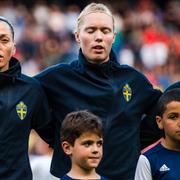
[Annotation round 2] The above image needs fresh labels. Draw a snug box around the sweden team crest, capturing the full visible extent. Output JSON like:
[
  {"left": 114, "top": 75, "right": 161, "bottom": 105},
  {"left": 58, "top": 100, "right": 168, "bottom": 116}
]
[
  {"left": 16, "top": 101, "right": 27, "bottom": 120},
  {"left": 123, "top": 84, "right": 132, "bottom": 102}
]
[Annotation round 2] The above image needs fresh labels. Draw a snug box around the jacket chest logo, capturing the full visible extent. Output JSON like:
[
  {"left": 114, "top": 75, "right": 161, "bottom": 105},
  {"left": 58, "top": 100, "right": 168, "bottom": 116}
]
[
  {"left": 123, "top": 84, "right": 132, "bottom": 102},
  {"left": 16, "top": 101, "right": 27, "bottom": 120}
]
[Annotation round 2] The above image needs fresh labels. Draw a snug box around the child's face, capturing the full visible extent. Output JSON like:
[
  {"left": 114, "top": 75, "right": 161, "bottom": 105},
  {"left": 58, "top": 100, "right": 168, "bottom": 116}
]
[
  {"left": 70, "top": 132, "right": 103, "bottom": 171},
  {"left": 156, "top": 101, "right": 180, "bottom": 150}
]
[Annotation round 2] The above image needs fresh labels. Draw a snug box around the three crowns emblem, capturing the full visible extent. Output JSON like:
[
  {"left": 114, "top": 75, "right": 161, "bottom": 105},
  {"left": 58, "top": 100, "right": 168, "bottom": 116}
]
[
  {"left": 16, "top": 101, "right": 27, "bottom": 120},
  {"left": 123, "top": 84, "right": 132, "bottom": 102}
]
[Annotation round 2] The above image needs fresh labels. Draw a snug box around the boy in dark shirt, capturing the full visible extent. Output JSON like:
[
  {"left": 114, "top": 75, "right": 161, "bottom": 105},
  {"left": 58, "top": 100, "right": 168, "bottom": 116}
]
[{"left": 60, "top": 110, "right": 109, "bottom": 180}]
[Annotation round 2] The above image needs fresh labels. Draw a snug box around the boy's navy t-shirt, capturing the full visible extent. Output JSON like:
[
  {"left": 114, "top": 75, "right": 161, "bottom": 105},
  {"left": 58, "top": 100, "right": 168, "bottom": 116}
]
[{"left": 61, "top": 174, "right": 110, "bottom": 180}]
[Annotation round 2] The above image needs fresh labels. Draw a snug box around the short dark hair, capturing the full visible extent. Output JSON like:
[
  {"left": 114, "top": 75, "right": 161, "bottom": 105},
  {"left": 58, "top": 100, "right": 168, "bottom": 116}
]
[
  {"left": 60, "top": 110, "right": 103, "bottom": 145},
  {"left": 157, "top": 88, "right": 180, "bottom": 117},
  {"left": 0, "top": 16, "right": 14, "bottom": 40}
]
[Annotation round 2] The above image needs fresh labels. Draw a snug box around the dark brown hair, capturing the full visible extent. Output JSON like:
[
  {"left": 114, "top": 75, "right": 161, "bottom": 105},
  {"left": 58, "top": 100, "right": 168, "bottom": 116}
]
[
  {"left": 157, "top": 88, "right": 180, "bottom": 117},
  {"left": 60, "top": 110, "right": 103, "bottom": 145}
]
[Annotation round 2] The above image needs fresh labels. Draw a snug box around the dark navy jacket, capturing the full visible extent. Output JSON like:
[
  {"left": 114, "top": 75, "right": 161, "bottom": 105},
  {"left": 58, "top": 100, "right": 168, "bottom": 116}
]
[
  {"left": 35, "top": 50, "right": 162, "bottom": 180},
  {"left": 0, "top": 58, "right": 53, "bottom": 180},
  {"left": 166, "top": 81, "right": 180, "bottom": 91}
]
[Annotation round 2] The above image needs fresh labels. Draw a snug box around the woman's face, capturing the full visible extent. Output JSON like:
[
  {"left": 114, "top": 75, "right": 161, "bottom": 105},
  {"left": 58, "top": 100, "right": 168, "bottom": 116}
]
[
  {"left": 75, "top": 12, "right": 115, "bottom": 64},
  {"left": 0, "top": 21, "right": 16, "bottom": 72}
]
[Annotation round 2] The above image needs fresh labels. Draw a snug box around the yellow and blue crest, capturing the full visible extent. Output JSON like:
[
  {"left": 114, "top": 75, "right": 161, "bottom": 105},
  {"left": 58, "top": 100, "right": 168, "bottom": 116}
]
[
  {"left": 123, "top": 84, "right": 132, "bottom": 102},
  {"left": 16, "top": 101, "right": 27, "bottom": 120}
]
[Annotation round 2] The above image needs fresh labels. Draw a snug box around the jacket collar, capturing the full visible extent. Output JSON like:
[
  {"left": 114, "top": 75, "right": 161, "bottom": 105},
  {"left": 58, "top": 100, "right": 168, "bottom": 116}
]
[
  {"left": 78, "top": 48, "right": 119, "bottom": 69},
  {"left": 0, "top": 57, "right": 21, "bottom": 83}
]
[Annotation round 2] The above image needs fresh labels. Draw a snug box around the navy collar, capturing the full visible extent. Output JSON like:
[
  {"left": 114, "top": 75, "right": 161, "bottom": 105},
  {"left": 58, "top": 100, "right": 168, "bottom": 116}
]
[
  {"left": 0, "top": 57, "right": 21, "bottom": 83},
  {"left": 78, "top": 48, "right": 119, "bottom": 69}
]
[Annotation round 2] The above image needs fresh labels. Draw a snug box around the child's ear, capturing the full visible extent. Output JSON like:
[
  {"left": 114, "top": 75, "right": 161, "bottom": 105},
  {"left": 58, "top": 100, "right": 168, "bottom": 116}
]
[
  {"left": 156, "top": 116, "right": 164, "bottom": 130},
  {"left": 61, "top": 141, "right": 73, "bottom": 155}
]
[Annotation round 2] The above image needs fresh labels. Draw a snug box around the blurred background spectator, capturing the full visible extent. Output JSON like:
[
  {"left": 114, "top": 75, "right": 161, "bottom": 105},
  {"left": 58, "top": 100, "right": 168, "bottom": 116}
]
[
  {"left": 1, "top": 0, "right": 179, "bottom": 179},
  {"left": 29, "top": 131, "right": 59, "bottom": 180},
  {"left": 1, "top": 0, "right": 179, "bottom": 89}
]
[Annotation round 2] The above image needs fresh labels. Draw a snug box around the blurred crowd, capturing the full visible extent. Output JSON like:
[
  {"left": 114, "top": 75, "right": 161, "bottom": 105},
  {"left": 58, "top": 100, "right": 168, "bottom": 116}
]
[
  {"left": 0, "top": 0, "right": 180, "bottom": 179},
  {"left": 0, "top": 0, "right": 180, "bottom": 89}
]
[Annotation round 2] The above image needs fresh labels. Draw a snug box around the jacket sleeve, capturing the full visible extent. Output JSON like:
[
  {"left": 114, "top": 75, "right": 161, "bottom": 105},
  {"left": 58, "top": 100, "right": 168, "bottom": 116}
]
[
  {"left": 31, "top": 83, "right": 54, "bottom": 148},
  {"left": 140, "top": 88, "right": 163, "bottom": 150},
  {"left": 165, "top": 81, "right": 180, "bottom": 91},
  {"left": 140, "top": 112, "right": 164, "bottom": 149}
]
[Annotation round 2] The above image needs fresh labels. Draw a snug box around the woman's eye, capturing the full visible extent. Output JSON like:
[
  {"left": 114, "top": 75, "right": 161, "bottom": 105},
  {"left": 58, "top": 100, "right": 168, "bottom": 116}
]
[
  {"left": 87, "top": 30, "right": 94, "bottom": 34},
  {"left": 1, "top": 39, "right": 9, "bottom": 43},
  {"left": 103, "top": 30, "right": 110, "bottom": 34}
]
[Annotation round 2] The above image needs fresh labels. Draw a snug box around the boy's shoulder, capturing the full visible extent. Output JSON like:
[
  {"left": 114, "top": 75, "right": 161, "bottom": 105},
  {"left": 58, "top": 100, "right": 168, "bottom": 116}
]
[
  {"left": 143, "top": 142, "right": 164, "bottom": 158},
  {"left": 143, "top": 141, "right": 180, "bottom": 164},
  {"left": 142, "top": 141, "right": 180, "bottom": 179},
  {"left": 166, "top": 81, "right": 180, "bottom": 91}
]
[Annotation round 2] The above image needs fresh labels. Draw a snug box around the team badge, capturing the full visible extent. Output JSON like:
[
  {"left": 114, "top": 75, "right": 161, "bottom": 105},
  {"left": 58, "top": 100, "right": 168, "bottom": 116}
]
[
  {"left": 16, "top": 101, "right": 27, "bottom": 120},
  {"left": 123, "top": 84, "right": 132, "bottom": 102}
]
